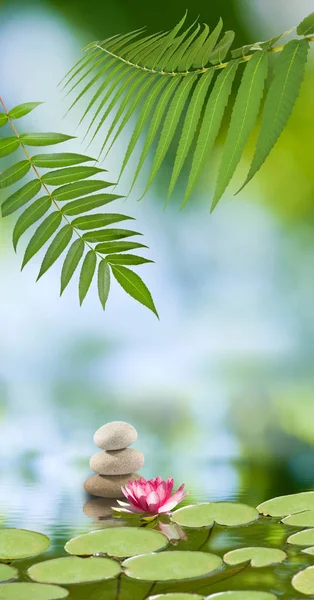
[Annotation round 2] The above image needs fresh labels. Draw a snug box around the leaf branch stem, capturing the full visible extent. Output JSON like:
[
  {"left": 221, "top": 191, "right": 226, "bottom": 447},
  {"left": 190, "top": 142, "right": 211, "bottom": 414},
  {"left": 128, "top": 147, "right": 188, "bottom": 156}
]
[{"left": 93, "top": 34, "right": 314, "bottom": 77}]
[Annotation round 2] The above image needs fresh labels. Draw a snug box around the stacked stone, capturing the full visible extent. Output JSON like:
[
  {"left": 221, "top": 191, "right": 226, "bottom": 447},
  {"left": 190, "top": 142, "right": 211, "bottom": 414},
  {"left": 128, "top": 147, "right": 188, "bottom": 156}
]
[{"left": 84, "top": 421, "right": 144, "bottom": 499}]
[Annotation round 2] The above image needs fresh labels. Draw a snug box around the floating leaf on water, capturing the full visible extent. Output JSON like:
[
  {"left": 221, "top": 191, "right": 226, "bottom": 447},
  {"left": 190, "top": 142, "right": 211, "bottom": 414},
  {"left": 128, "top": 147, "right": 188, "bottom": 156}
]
[
  {"left": 65, "top": 526, "right": 167, "bottom": 558},
  {"left": 257, "top": 491, "right": 314, "bottom": 517},
  {"left": 303, "top": 547, "right": 314, "bottom": 555},
  {"left": 123, "top": 550, "right": 223, "bottom": 581},
  {"left": 171, "top": 502, "right": 258, "bottom": 528},
  {"left": 224, "top": 547, "right": 286, "bottom": 567},
  {"left": 205, "top": 593, "right": 277, "bottom": 599},
  {"left": 282, "top": 510, "right": 314, "bottom": 527},
  {"left": 28, "top": 556, "right": 121, "bottom": 585},
  {"left": 0, "top": 582, "right": 68, "bottom": 600},
  {"left": 292, "top": 565, "right": 314, "bottom": 595},
  {"left": 0, "top": 564, "right": 18, "bottom": 582},
  {"left": 287, "top": 528, "right": 314, "bottom": 546},
  {"left": 149, "top": 594, "right": 203, "bottom": 600},
  {"left": 0, "top": 528, "right": 50, "bottom": 560}
]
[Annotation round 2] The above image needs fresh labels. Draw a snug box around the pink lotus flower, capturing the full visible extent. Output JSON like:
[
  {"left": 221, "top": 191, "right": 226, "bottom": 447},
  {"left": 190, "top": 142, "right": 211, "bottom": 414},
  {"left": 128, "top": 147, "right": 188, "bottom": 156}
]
[{"left": 116, "top": 476, "right": 188, "bottom": 515}]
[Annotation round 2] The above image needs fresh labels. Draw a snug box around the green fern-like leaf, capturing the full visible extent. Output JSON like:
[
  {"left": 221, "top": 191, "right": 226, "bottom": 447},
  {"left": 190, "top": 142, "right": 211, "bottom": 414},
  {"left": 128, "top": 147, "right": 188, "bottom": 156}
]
[
  {"left": 64, "top": 11, "right": 313, "bottom": 208},
  {"left": 0, "top": 100, "right": 157, "bottom": 316}
]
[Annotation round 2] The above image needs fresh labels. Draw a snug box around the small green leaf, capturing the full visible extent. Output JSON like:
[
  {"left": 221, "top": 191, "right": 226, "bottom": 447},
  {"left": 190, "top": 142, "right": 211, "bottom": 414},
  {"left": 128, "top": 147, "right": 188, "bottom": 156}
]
[
  {"left": 111, "top": 264, "right": 158, "bottom": 317},
  {"left": 98, "top": 260, "right": 110, "bottom": 309},
  {"left": 2, "top": 179, "right": 42, "bottom": 217},
  {"left": 209, "top": 30, "right": 235, "bottom": 64},
  {"left": 72, "top": 213, "right": 133, "bottom": 230},
  {"left": 63, "top": 193, "right": 122, "bottom": 216},
  {"left": 205, "top": 593, "right": 277, "bottom": 600},
  {"left": 0, "top": 137, "right": 20, "bottom": 158},
  {"left": 0, "top": 528, "right": 50, "bottom": 560},
  {"left": 82, "top": 228, "right": 140, "bottom": 243},
  {"left": 257, "top": 491, "right": 314, "bottom": 517},
  {"left": 13, "top": 196, "right": 52, "bottom": 250},
  {"left": 194, "top": 18, "right": 223, "bottom": 67},
  {"left": 96, "top": 241, "right": 148, "bottom": 254},
  {"left": 37, "top": 225, "right": 73, "bottom": 280},
  {"left": 0, "top": 160, "right": 31, "bottom": 189},
  {"left": 65, "top": 526, "right": 167, "bottom": 558},
  {"left": 288, "top": 528, "right": 314, "bottom": 546},
  {"left": 149, "top": 595, "right": 203, "bottom": 600},
  {"left": 79, "top": 250, "right": 97, "bottom": 305},
  {"left": 0, "top": 563, "right": 18, "bottom": 583},
  {"left": 0, "top": 582, "right": 69, "bottom": 600},
  {"left": 60, "top": 238, "right": 84, "bottom": 295},
  {"left": 28, "top": 556, "right": 121, "bottom": 585},
  {"left": 22, "top": 212, "right": 62, "bottom": 269},
  {"left": 53, "top": 180, "right": 113, "bottom": 201},
  {"left": 8, "top": 102, "right": 43, "bottom": 119},
  {"left": 107, "top": 254, "right": 153, "bottom": 265},
  {"left": 31, "top": 153, "right": 95, "bottom": 168},
  {"left": 42, "top": 166, "right": 105, "bottom": 186},
  {"left": 292, "top": 565, "right": 314, "bottom": 594},
  {"left": 0, "top": 113, "right": 8, "bottom": 127},
  {"left": 20, "top": 133, "right": 75, "bottom": 146},
  {"left": 224, "top": 547, "right": 287, "bottom": 567},
  {"left": 123, "top": 551, "right": 222, "bottom": 581},
  {"left": 282, "top": 510, "right": 314, "bottom": 527},
  {"left": 297, "top": 12, "right": 314, "bottom": 35},
  {"left": 171, "top": 502, "right": 258, "bottom": 528}
]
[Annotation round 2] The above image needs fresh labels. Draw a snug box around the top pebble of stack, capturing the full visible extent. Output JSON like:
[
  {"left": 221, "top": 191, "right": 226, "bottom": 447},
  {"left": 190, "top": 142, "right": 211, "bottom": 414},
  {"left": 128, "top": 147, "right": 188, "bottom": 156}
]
[{"left": 93, "top": 421, "right": 138, "bottom": 450}]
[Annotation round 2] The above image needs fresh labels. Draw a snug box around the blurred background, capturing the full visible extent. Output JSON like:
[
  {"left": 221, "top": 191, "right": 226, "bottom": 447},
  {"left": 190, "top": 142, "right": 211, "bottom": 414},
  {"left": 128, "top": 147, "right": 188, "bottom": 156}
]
[{"left": 1, "top": 0, "right": 314, "bottom": 541}]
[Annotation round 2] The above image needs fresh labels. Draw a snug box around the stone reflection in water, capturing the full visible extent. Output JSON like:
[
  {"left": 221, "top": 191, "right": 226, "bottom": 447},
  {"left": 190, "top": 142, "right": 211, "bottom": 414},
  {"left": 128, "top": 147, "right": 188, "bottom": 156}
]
[{"left": 83, "top": 497, "right": 118, "bottom": 519}]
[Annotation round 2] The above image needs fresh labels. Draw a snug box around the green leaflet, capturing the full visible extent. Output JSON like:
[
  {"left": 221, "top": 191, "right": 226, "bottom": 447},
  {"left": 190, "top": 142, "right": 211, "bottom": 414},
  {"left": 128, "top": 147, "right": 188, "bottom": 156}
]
[
  {"left": 107, "top": 254, "right": 153, "bottom": 265},
  {"left": 13, "top": 196, "right": 52, "bottom": 251},
  {"left": 65, "top": 54, "right": 107, "bottom": 100},
  {"left": 142, "top": 73, "right": 197, "bottom": 197},
  {"left": 159, "top": 21, "right": 197, "bottom": 72},
  {"left": 0, "top": 113, "right": 8, "bottom": 127},
  {"left": 209, "top": 30, "right": 235, "bottom": 64},
  {"left": 20, "top": 133, "right": 75, "bottom": 146},
  {"left": 212, "top": 51, "right": 268, "bottom": 210},
  {"left": 60, "top": 238, "right": 84, "bottom": 294},
  {"left": 297, "top": 11, "right": 314, "bottom": 35},
  {"left": 170, "top": 23, "right": 201, "bottom": 72},
  {"left": 111, "top": 264, "right": 159, "bottom": 318},
  {"left": 194, "top": 18, "right": 223, "bottom": 67},
  {"left": 82, "top": 228, "right": 140, "bottom": 242},
  {"left": 8, "top": 102, "right": 43, "bottom": 119},
  {"left": 181, "top": 23, "right": 210, "bottom": 71},
  {"left": 149, "top": 12, "right": 187, "bottom": 69},
  {"left": 79, "top": 60, "right": 123, "bottom": 126},
  {"left": 22, "top": 212, "right": 62, "bottom": 269},
  {"left": 72, "top": 213, "right": 133, "bottom": 230},
  {"left": 42, "top": 166, "right": 105, "bottom": 186},
  {"left": 239, "top": 39, "right": 309, "bottom": 191},
  {"left": 130, "top": 76, "right": 182, "bottom": 193},
  {"left": 96, "top": 241, "right": 148, "bottom": 254},
  {"left": 183, "top": 60, "right": 239, "bottom": 207},
  {"left": 167, "top": 68, "right": 215, "bottom": 200},
  {"left": 66, "top": 56, "right": 110, "bottom": 113},
  {"left": 0, "top": 137, "right": 20, "bottom": 158},
  {"left": 98, "top": 260, "right": 110, "bottom": 309},
  {"left": 2, "top": 180, "right": 42, "bottom": 217},
  {"left": 79, "top": 250, "right": 97, "bottom": 305},
  {"left": 63, "top": 193, "right": 122, "bottom": 216},
  {"left": 37, "top": 225, "right": 73, "bottom": 280},
  {"left": 0, "top": 160, "right": 31, "bottom": 189},
  {"left": 31, "top": 153, "right": 95, "bottom": 168},
  {"left": 53, "top": 180, "right": 113, "bottom": 201}
]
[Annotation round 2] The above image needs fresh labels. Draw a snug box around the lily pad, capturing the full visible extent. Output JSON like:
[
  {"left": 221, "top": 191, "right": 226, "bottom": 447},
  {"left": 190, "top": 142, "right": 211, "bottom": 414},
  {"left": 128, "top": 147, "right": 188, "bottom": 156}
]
[
  {"left": 0, "top": 564, "right": 18, "bottom": 582},
  {"left": 123, "top": 550, "right": 223, "bottom": 581},
  {"left": 287, "top": 528, "right": 314, "bottom": 546},
  {"left": 149, "top": 595, "right": 203, "bottom": 600},
  {"left": 223, "top": 547, "right": 286, "bottom": 567},
  {"left": 282, "top": 510, "right": 314, "bottom": 527},
  {"left": 292, "top": 565, "right": 314, "bottom": 595},
  {"left": 0, "top": 529, "right": 50, "bottom": 560},
  {"left": 171, "top": 502, "right": 258, "bottom": 529},
  {"left": 0, "top": 583, "right": 68, "bottom": 600},
  {"left": 257, "top": 492, "right": 314, "bottom": 517},
  {"left": 28, "top": 556, "right": 121, "bottom": 585},
  {"left": 205, "top": 593, "right": 277, "bottom": 599},
  {"left": 65, "top": 527, "right": 167, "bottom": 558},
  {"left": 302, "top": 547, "right": 314, "bottom": 555}
]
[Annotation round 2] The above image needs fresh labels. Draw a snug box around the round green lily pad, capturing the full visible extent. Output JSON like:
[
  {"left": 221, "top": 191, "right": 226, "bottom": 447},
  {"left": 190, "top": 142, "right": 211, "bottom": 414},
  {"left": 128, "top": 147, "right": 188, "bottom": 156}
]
[
  {"left": 0, "top": 529, "right": 50, "bottom": 560},
  {"left": 223, "top": 547, "right": 286, "bottom": 567},
  {"left": 123, "top": 551, "right": 223, "bottom": 581},
  {"left": 282, "top": 510, "right": 314, "bottom": 527},
  {"left": 292, "top": 565, "right": 314, "bottom": 595},
  {"left": 171, "top": 502, "right": 258, "bottom": 528},
  {"left": 65, "top": 527, "right": 168, "bottom": 558},
  {"left": 28, "top": 556, "right": 121, "bottom": 585},
  {"left": 0, "top": 583, "right": 68, "bottom": 600},
  {"left": 287, "top": 528, "right": 314, "bottom": 546},
  {"left": 257, "top": 492, "right": 314, "bottom": 517},
  {"left": 0, "top": 563, "right": 18, "bottom": 582},
  {"left": 302, "top": 547, "right": 314, "bottom": 555},
  {"left": 150, "top": 595, "right": 203, "bottom": 600},
  {"left": 204, "top": 593, "right": 277, "bottom": 599}
]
